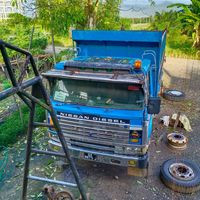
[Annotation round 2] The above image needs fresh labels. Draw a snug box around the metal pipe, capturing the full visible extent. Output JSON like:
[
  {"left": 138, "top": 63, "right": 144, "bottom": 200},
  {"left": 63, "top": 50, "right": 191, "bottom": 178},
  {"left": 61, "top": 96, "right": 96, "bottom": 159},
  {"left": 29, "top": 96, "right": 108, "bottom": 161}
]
[
  {"left": 0, "top": 40, "right": 31, "bottom": 56},
  {"left": 20, "top": 90, "right": 51, "bottom": 111},
  {"left": 0, "top": 87, "right": 18, "bottom": 101},
  {"left": 0, "top": 44, "right": 18, "bottom": 86},
  {"left": 29, "top": 54, "right": 40, "bottom": 76},
  {"left": 22, "top": 102, "right": 35, "bottom": 200},
  {"left": 0, "top": 77, "right": 40, "bottom": 101},
  {"left": 17, "top": 94, "right": 32, "bottom": 109},
  {"left": 31, "top": 148, "right": 65, "bottom": 157},
  {"left": 28, "top": 175, "right": 77, "bottom": 187},
  {"left": 0, "top": 40, "right": 39, "bottom": 77},
  {"left": 33, "top": 122, "right": 54, "bottom": 128}
]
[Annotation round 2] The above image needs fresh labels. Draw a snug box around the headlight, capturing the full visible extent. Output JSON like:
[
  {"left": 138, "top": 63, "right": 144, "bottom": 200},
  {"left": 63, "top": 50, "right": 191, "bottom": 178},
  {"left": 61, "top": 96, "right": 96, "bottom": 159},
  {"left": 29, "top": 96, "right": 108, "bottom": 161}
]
[{"left": 124, "top": 147, "right": 141, "bottom": 154}]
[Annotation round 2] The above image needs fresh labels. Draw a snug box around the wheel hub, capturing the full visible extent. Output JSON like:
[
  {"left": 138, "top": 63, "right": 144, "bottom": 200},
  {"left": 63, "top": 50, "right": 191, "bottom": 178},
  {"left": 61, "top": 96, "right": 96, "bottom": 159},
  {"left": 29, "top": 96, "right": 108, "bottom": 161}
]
[
  {"left": 169, "top": 163, "right": 195, "bottom": 181},
  {"left": 169, "top": 90, "right": 183, "bottom": 96}
]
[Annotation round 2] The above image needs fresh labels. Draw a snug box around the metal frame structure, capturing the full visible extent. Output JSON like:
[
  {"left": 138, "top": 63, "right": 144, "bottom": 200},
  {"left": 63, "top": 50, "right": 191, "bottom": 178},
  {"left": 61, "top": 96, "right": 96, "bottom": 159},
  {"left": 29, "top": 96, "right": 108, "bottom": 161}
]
[{"left": 0, "top": 40, "right": 87, "bottom": 200}]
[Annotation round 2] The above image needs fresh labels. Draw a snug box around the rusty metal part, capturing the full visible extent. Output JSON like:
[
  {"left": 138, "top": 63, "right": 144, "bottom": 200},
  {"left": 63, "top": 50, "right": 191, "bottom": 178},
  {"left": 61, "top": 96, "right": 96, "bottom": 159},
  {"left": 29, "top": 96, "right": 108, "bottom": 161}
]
[
  {"left": 173, "top": 112, "right": 181, "bottom": 130},
  {"left": 43, "top": 185, "right": 74, "bottom": 200},
  {"left": 169, "top": 163, "right": 195, "bottom": 181},
  {"left": 167, "top": 133, "right": 188, "bottom": 150},
  {"left": 55, "top": 191, "right": 74, "bottom": 200},
  {"left": 43, "top": 185, "right": 56, "bottom": 200}
]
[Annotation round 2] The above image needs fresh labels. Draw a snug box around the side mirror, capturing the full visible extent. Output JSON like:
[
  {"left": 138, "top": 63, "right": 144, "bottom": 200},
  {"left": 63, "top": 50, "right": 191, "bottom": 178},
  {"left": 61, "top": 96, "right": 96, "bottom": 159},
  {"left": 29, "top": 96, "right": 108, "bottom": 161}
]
[{"left": 147, "top": 97, "right": 161, "bottom": 114}]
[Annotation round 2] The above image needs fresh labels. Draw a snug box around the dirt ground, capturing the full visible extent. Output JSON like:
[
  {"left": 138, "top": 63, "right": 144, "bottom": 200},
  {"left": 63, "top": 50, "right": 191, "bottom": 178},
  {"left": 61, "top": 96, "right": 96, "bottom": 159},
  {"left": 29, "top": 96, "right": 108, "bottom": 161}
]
[{"left": 0, "top": 57, "right": 200, "bottom": 200}]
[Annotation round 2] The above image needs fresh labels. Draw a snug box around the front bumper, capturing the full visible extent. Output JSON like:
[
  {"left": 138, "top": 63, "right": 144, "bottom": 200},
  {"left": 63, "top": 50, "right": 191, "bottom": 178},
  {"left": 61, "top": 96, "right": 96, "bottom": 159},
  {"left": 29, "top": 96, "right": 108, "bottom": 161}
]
[{"left": 49, "top": 140, "right": 149, "bottom": 169}]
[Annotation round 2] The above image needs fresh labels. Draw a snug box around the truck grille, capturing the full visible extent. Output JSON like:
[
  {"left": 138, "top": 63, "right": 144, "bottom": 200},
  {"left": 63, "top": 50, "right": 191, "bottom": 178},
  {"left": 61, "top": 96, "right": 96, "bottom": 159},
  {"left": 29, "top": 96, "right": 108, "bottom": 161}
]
[{"left": 57, "top": 114, "right": 130, "bottom": 153}]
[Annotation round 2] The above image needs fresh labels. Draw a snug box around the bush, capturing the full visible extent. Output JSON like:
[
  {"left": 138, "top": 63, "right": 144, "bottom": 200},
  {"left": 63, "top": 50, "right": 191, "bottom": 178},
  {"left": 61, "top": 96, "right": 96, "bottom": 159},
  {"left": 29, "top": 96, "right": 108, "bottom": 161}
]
[
  {"left": 0, "top": 105, "right": 45, "bottom": 147},
  {"left": 2, "top": 80, "right": 11, "bottom": 90},
  {"left": 56, "top": 49, "right": 75, "bottom": 62},
  {"left": 149, "top": 11, "right": 200, "bottom": 59},
  {"left": 31, "top": 34, "right": 48, "bottom": 50},
  {"left": 0, "top": 20, "right": 48, "bottom": 61}
]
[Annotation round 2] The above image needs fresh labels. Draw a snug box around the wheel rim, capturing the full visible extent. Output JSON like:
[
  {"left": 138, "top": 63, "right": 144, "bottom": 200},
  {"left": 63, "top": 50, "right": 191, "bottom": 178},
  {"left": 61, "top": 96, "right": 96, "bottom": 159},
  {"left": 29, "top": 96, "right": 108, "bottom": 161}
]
[
  {"left": 169, "top": 133, "right": 187, "bottom": 142},
  {"left": 55, "top": 191, "right": 74, "bottom": 200},
  {"left": 168, "top": 90, "right": 183, "bottom": 96},
  {"left": 173, "top": 134, "right": 184, "bottom": 140},
  {"left": 167, "top": 133, "right": 188, "bottom": 146},
  {"left": 169, "top": 163, "right": 195, "bottom": 181}
]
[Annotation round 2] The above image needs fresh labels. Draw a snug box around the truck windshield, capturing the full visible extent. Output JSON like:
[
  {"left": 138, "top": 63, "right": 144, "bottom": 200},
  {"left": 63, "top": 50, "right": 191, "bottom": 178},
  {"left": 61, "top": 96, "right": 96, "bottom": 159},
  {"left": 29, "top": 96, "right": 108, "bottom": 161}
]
[{"left": 51, "top": 79, "right": 144, "bottom": 110}]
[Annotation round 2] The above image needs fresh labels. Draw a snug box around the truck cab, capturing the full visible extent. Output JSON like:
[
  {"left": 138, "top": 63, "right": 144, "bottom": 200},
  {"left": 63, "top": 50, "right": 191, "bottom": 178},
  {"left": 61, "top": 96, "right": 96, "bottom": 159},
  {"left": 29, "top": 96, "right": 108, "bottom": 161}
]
[{"left": 43, "top": 30, "right": 166, "bottom": 175}]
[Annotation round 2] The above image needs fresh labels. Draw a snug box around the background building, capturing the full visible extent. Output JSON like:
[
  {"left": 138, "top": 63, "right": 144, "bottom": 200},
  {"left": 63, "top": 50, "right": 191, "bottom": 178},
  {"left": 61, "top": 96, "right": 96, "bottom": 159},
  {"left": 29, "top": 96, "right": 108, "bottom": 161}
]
[{"left": 0, "top": 0, "right": 23, "bottom": 19}]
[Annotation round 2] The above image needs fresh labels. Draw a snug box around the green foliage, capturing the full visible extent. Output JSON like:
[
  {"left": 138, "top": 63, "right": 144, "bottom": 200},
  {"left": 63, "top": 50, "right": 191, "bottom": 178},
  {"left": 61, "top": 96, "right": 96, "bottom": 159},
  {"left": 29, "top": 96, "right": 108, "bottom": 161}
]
[
  {"left": 132, "top": 17, "right": 151, "bottom": 24},
  {"left": 36, "top": 0, "right": 84, "bottom": 35},
  {"left": 0, "top": 14, "right": 48, "bottom": 61},
  {"left": 2, "top": 80, "right": 11, "bottom": 90},
  {"left": 7, "top": 13, "right": 32, "bottom": 27},
  {"left": 149, "top": 11, "right": 180, "bottom": 31},
  {"left": 0, "top": 105, "right": 45, "bottom": 147},
  {"left": 166, "top": 32, "right": 198, "bottom": 58},
  {"left": 96, "top": 0, "right": 121, "bottom": 30},
  {"left": 56, "top": 49, "right": 75, "bottom": 62},
  {"left": 93, "top": 1, "right": 131, "bottom": 30},
  {"left": 35, "top": 0, "right": 124, "bottom": 32},
  {"left": 149, "top": 10, "right": 199, "bottom": 58},
  {"left": 120, "top": 18, "right": 132, "bottom": 30},
  {"left": 0, "top": 74, "right": 5, "bottom": 83},
  {"left": 168, "top": 0, "right": 200, "bottom": 49}
]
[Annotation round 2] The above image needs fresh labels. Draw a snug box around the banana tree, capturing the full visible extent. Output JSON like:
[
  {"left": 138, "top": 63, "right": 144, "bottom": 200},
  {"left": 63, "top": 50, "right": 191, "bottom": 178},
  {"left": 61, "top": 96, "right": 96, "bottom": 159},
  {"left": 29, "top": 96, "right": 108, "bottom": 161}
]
[{"left": 168, "top": 0, "right": 200, "bottom": 49}]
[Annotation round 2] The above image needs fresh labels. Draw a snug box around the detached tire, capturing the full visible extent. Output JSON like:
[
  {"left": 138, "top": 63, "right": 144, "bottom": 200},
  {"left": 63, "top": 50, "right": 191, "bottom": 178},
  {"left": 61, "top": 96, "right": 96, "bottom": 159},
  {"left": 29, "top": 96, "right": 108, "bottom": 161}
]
[
  {"left": 160, "top": 159, "right": 200, "bottom": 193},
  {"left": 163, "top": 90, "right": 185, "bottom": 101}
]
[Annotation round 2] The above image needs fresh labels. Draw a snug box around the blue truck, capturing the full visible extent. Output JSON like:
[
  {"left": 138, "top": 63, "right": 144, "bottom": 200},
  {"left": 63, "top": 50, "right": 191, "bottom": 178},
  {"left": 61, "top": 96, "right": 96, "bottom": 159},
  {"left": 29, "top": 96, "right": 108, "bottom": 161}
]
[{"left": 43, "top": 30, "right": 167, "bottom": 176}]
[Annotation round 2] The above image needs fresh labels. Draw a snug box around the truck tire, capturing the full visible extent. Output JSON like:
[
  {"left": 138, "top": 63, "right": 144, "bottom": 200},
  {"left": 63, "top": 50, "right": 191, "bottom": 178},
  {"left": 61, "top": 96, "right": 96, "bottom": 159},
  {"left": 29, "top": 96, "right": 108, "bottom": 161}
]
[
  {"left": 160, "top": 159, "right": 200, "bottom": 194},
  {"left": 163, "top": 90, "right": 185, "bottom": 101}
]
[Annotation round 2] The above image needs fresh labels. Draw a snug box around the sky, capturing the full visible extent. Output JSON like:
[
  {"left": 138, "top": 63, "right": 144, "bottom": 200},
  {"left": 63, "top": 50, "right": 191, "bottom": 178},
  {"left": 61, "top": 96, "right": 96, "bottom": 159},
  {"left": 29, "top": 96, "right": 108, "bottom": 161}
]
[
  {"left": 122, "top": 0, "right": 191, "bottom": 5},
  {"left": 120, "top": 0, "right": 191, "bottom": 18}
]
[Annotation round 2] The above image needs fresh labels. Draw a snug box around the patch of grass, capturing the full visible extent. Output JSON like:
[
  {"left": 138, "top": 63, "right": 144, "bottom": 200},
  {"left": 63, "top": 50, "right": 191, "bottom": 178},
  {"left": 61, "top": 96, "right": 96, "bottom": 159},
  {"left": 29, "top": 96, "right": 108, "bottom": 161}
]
[
  {"left": 56, "top": 49, "right": 75, "bottom": 62},
  {"left": 0, "top": 105, "right": 45, "bottom": 147},
  {"left": 131, "top": 23, "right": 150, "bottom": 30},
  {"left": 48, "top": 35, "right": 73, "bottom": 47},
  {"left": 2, "top": 80, "right": 11, "bottom": 90}
]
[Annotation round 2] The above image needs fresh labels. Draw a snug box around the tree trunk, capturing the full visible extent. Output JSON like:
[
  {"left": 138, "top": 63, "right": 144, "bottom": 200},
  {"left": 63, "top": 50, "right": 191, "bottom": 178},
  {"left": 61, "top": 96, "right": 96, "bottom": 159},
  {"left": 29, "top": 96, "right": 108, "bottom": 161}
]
[
  {"left": 51, "top": 29, "right": 56, "bottom": 64},
  {"left": 28, "top": 25, "right": 35, "bottom": 51},
  {"left": 193, "top": 25, "right": 200, "bottom": 49},
  {"left": 13, "top": 95, "right": 24, "bottom": 127},
  {"left": 92, "top": 0, "right": 99, "bottom": 29},
  {"left": 86, "top": 0, "right": 99, "bottom": 29},
  {"left": 88, "top": 16, "right": 94, "bottom": 29}
]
